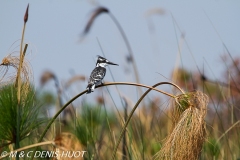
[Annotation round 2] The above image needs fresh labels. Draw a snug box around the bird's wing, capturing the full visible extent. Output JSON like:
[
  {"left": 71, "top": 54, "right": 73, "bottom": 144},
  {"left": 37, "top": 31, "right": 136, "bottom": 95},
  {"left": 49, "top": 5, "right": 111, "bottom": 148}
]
[{"left": 88, "top": 67, "right": 106, "bottom": 84}]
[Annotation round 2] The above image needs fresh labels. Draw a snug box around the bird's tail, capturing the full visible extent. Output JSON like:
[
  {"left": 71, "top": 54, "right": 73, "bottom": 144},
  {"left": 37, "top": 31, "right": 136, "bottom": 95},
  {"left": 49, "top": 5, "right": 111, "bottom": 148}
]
[{"left": 86, "top": 84, "right": 93, "bottom": 94}]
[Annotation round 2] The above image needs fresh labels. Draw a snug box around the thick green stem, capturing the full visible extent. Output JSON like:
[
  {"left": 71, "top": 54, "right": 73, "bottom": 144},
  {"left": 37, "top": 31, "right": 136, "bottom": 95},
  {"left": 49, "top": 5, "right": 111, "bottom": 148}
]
[{"left": 31, "top": 81, "right": 183, "bottom": 160}]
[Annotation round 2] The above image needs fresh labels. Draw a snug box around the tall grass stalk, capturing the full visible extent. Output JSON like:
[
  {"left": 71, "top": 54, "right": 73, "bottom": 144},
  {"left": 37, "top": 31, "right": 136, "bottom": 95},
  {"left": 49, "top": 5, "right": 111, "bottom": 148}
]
[
  {"left": 108, "top": 13, "right": 142, "bottom": 94},
  {"left": 171, "top": 13, "right": 187, "bottom": 90},
  {"left": 14, "top": 5, "right": 29, "bottom": 160},
  {"left": 202, "top": 59, "right": 231, "bottom": 124},
  {"left": 172, "top": 33, "right": 185, "bottom": 85},
  {"left": 171, "top": 13, "right": 203, "bottom": 80},
  {"left": 203, "top": 83, "right": 234, "bottom": 158},
  {"left": 96, "top": 37, "right": 126, "bottom": 107},
  {"left": 204, "top": 10, "right": 240, "bottom": 128},
  {"left": 83, "top": 7, "right": 143, "bottom": 97},
  {"left": 202, "top": 58, "right": 237, "bottom": 158},
  {"left": 96, "top": 38, "right": 126, "bottom": 126},
  {"left": 122, "top": 98, "right": 128, "bottom": 160},
  {"left": 216, "top": 120, "right": 240, "bottom": 144},
  {"left": 15, "top": 4, "right": 29, "bottom": 99}
]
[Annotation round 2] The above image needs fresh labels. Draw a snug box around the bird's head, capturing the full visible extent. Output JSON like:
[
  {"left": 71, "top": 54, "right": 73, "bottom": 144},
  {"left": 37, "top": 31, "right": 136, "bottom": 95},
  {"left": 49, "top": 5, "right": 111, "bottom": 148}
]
[{"left": 96, "top": 55, "right": 118, "bottom": 67}]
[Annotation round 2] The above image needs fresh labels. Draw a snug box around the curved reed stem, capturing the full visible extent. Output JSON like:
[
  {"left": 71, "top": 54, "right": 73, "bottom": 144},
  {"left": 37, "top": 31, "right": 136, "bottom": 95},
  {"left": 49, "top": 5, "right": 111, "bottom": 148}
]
[
  {"left": 31, "top": 81, "right": 183, "bottom": 160},
  {"left": 110, "top": 82, "right": 181, "bottom": 160}
]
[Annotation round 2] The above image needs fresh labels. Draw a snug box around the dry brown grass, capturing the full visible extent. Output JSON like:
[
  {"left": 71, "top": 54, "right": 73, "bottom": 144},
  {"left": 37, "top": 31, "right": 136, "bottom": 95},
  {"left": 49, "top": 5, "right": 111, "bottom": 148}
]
[
  {"left": 63, "top": 75, "right": 86, "bottom": 89},
  {"left": 0, "top": 54, "right": 33, "bottom": 99},
  {"left": 53, "top": 132, "right": 83, "bottom": 160},
  {"left": 154, "top": 91, "right": 209, "bottom": 160},
  {"left": 40, "top": 70, "right": 56, "bottom": 86}
]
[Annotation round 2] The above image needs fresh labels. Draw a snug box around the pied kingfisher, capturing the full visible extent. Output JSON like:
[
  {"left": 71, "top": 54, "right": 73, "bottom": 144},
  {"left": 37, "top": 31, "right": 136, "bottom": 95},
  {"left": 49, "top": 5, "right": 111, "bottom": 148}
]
[{"left": 86, "top": 55, "right": 118, "bottom": 94}]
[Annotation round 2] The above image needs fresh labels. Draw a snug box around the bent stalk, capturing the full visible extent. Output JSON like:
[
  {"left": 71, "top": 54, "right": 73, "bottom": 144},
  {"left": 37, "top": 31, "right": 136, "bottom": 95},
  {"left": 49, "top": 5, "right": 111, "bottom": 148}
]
[
  {"left": 110, "top": 82, "right": 181, "bottom": 160},
  {"left": 31, "top": 81, "right": 183, "bottom": 160}
]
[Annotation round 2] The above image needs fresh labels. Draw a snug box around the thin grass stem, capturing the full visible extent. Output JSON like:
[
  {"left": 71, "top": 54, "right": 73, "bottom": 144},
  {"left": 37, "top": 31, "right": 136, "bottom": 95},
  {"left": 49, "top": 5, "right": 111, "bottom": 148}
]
[
  {"left": 15, "top": 8, "right": 28, "bottom": 159},
  {"left": 108, "top": 13, "right": 142, "bottom": 97},
  {"left": 110, "top": 82, "right": 181, "bottom": 160},
  {"left": 216, "top": 120, "right": 240, "bottom": 144}
]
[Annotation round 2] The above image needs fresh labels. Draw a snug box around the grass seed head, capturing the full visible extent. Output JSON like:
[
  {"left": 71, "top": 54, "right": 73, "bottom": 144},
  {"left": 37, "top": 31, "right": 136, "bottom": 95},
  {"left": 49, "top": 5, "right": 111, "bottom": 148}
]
[
  {"left": 145, "top": 7, "right": 166, "bottom": 17},
  {"left": 154, "top": 91, "right": 209, "bottom": 160},
  {"left": 24, "top": 4, "right": 29, "bottom": 23},
  {"left": 40, "top": 70, "right": 57, "bottom": 86},
  {"left": 0, "top": 55, "right": 32, "bottom": 99},
  {"left": 82, "top": 6, "right": 109, "bottom": 36}
]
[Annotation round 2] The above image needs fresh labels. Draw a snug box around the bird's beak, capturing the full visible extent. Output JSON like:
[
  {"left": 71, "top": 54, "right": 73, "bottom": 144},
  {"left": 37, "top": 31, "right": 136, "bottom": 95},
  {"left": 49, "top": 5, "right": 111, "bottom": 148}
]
[{"left": 107, "top": 61, "right": 119, "bottom": 66}]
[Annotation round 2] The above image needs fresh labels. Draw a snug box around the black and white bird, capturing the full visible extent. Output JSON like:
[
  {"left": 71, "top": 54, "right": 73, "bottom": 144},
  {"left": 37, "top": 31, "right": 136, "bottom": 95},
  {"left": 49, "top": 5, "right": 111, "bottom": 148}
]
[{"left": 86, "top": 55, "right": 118, "bottom": 94}]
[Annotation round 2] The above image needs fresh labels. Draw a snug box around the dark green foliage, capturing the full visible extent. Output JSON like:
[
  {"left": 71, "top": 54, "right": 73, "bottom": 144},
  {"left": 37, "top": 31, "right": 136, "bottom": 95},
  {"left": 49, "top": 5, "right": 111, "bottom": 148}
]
[
  {"left": 75, "top": 104, "right": 103, "bottom": 145},
  {"left": 75, "top": 104, "right": 115, "bottom": 159},
  {"left": 0, "top": 84, "right": 46, "bottom": 147}
]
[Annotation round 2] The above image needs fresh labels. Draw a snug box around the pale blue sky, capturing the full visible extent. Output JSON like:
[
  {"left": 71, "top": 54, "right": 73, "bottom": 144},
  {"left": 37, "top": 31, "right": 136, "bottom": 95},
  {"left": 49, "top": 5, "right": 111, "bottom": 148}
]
[{"left": 0, "top": 1, "right": 240, "bottom": 103}]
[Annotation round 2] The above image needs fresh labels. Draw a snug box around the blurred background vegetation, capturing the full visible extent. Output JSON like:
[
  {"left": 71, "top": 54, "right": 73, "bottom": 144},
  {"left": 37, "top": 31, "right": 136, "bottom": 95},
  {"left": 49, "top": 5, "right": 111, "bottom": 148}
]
[{"left": 0, "top": 1, "right": 240, "bottom": 160}]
